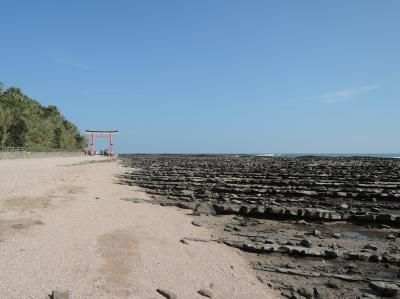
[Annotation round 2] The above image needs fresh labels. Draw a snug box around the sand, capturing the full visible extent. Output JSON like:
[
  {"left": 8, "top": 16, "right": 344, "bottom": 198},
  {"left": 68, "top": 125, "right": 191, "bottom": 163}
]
[{"left": 0, "top": 156, "right": 278, "bottom": 299}]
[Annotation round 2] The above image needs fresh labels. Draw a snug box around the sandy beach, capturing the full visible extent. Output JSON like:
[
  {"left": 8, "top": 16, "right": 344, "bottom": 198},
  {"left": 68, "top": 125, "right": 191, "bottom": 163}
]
[{"left": 0, "top": 156, "right": 276, "bottom": 298}]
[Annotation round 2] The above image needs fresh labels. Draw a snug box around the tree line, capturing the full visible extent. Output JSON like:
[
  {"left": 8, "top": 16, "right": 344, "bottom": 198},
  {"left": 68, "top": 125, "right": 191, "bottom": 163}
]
[{"left": 0, "top": 82, "right": 84, "bottom": 150}]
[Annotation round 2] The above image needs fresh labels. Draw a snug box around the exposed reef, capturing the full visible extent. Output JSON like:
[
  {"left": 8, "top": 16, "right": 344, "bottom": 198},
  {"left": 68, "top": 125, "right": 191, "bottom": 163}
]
[{"left": 119, "top": 155, "right": 400, "bottom": 298}]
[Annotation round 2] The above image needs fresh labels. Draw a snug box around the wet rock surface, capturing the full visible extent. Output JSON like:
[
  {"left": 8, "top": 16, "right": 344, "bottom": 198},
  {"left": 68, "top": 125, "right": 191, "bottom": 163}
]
[{"left": 119, "top": 155, "right": 400, "bottom": 298}]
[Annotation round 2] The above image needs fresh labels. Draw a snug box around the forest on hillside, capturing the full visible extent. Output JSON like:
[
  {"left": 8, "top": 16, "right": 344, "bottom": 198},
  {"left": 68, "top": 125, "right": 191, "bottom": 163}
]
[{"left": 0, "top": 82, "right": 84, "bottom": 150}]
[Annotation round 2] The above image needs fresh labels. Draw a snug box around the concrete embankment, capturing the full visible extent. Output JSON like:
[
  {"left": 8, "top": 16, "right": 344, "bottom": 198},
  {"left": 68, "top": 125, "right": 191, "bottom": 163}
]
[{"left": 0, "top": 150, "right": 84, "bottom": 160}]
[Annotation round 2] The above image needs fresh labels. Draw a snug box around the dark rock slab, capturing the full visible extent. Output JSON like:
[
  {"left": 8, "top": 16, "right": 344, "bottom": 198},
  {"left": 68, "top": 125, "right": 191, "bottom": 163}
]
[{"left": 368, "top": 281, "right": 399, "bottom": 297}]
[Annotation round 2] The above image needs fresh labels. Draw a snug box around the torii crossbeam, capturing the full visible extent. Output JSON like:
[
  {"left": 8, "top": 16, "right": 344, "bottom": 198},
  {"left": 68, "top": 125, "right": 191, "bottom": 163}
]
[{"left": 85, "top": 130, "right": 119, "bottom": 156}]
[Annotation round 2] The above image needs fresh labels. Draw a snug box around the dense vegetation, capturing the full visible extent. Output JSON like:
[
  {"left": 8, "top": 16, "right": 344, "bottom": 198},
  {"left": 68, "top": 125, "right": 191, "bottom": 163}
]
[{"left": 0, "top": 82, "right": 84, "bottom": 150}]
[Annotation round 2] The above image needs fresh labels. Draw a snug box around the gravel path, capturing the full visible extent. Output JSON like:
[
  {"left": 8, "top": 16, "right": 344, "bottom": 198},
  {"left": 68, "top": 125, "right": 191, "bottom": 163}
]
[{"left": 0, "top": 156, "right": 276, "bottom": 298}]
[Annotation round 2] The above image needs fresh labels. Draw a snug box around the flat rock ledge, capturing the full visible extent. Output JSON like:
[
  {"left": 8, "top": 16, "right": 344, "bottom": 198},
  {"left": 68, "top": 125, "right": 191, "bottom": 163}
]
[
  {"left": 123, "top": 198, "right": 400, "bottom": 228},
  {"left": 223, "top": 240, "right": 400, "bottom": 265}
]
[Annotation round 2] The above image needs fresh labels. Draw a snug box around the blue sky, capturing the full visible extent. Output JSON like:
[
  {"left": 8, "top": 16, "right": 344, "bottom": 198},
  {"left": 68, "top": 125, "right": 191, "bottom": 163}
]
[{"left": 1, "top": 1, "right": 399, "bottom": 153}]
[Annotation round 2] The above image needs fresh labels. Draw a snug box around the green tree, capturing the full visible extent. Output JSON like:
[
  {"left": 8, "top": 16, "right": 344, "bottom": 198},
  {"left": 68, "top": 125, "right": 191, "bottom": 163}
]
[
  {"left": 53, "top": 127, "right": 63, "bottom": 148},
  {"left": 0, "top": 81, "right": 85, "bottom": 150},
  {"left": 0, "top": 109, "right": 13, "bottom": 147},
  {"left": 45, "top": 105, "right": 60, "bottom": 118},
  {"left": 7, "top": 118, "right": 28, "bottom": 147}
]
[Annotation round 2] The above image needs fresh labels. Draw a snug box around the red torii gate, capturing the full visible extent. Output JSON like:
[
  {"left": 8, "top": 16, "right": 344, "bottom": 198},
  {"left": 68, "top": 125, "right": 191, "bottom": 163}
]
[{"left": 85, "top": 130, "right": 118, "bottom": 156}]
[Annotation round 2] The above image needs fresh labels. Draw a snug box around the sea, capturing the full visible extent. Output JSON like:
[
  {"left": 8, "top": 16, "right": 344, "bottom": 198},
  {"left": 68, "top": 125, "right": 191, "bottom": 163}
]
[
  {"left": 243, "top": 153, "right": 400, "bottom": 159},
  {"left": 124, "top": 153, "right": 400, "bottom": 159}
]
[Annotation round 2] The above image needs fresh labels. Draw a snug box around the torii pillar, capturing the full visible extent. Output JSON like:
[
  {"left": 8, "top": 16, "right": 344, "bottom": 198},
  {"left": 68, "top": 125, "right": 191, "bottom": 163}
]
[{"left": 90, "top": 131, "right": 95, "bottom": 155}]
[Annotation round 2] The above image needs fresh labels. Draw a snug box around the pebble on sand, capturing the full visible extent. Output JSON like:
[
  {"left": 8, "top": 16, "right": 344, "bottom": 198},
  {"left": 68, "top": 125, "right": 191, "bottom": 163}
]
[
  {"left": 180, "top": 238, "right": 190, "bottom": 245},
  {"left": 156, "top": 288, "right": 177, "bottom": 299},
  {"left": 51, "top": 290, "right": 69, "bottom": 299},
  {"left": 192, "top": 219, "right": 203, "bottom": 227},
  {"left": 198, "top": 289, "right": 214, "bottom": 298}
]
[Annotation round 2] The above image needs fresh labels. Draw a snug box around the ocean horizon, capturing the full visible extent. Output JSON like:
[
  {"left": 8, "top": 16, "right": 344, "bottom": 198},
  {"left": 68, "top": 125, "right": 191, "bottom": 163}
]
[{"left": 121, "top": 153, "right": 400, "bottom": 158}]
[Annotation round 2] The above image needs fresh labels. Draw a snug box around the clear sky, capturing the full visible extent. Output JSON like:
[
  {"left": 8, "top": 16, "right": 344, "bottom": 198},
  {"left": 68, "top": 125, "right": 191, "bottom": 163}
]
[{"left": 1, "top": 1, "right": 399, "bottom": 153}]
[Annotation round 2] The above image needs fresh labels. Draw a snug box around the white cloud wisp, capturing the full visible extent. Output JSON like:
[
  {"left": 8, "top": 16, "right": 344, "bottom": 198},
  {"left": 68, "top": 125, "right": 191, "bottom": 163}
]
[{"left": 320, "top": 84, "right": 381, "bottom": 104}]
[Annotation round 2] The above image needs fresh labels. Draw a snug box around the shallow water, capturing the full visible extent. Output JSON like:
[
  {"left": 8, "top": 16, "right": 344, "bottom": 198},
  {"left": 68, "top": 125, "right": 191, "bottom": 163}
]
[
  {"left": 340, "top": 230, "right": 369, "bottom": 240},
  {"left": 327, "top": 222, "right": 391, "bottom": 241}
]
